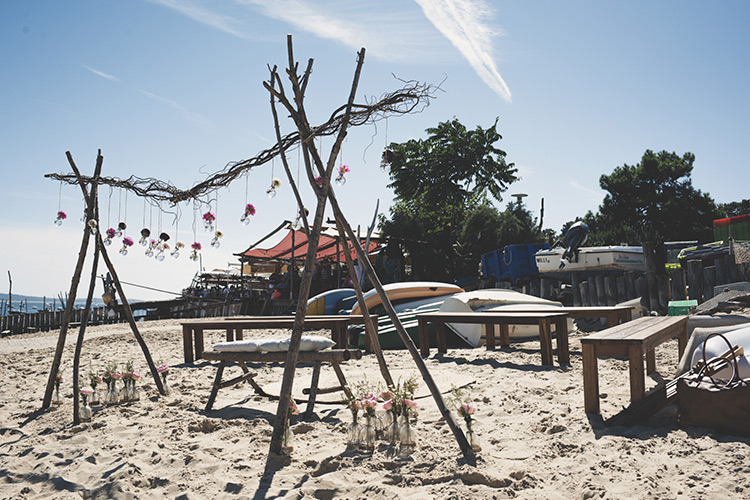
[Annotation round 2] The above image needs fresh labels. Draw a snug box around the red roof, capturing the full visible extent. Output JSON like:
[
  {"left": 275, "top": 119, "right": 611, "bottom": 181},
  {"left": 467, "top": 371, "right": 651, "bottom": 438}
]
[{"left": 238, "top": 228, "right": 377, "bottom": 262}]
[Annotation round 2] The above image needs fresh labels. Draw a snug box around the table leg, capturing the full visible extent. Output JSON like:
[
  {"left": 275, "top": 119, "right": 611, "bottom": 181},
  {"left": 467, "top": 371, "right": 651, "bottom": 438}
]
[
  {"left": 436, "top": 321, "right": 448, "bottom": 354},
  {"left": 582, "top": 344, "right": 600, "bottom": 414},
  {"left": 620, "top": 309, "right": 633, "bottom": 322},
  {"left": 418, "top": 319, "right": 430, "bottom": 357},
  {"left": 677, "top": 321, "right": 688, "bottom": 358},
  {"left": 236, "top": 328, "right": 243, "bottom": 341},
  {"left": 195, "top": 328, "right": 205, "bottom": 361},
  {"left": 225, "top": 328, "right": 234, "bottom": 342},
  {"left": 182, "top": 325, "right": 194, "bottom": 364},
  {"left": 332, "top": 323, "right": 344, "bottom": 349},
  {"left": 628, "top": 345, "right": 646, "bottom": 403},
  {"left": 205, "top": 360, "right": 226, "bottom": 411},
  {"left": 646, "top": 349, "right": 656, "bottom": 374},
  {"left": 555, "top": 317, "right": 570, "bottom": 365},
  {"left": 539, "top": 319, "right": 553, "bottom": 365},
  {"left": 485, "top": 323, "right": 496, "bottom": 350},
  {"left": 305, "top": 361, "right": 322, "bottom": 418},
  {"left": 499, "top": 324, "right": 510, "bottom": 347},
  {"left": 605, "top": 312, "right": 618, "bottom": 328}
]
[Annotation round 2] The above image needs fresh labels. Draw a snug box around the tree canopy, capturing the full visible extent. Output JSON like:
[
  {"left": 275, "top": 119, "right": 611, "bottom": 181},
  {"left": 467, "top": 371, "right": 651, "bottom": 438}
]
[
  {"left": 380, "top": 118, "right": 520, "bottom": 280},
  {"left": 579, "top": 150, "right": 721, "bottom": 245}
]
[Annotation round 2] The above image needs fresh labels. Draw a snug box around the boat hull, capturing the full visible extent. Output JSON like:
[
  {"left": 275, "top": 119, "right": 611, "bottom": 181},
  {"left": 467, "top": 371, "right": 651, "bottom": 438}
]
[{"left": 535, "top": 246, "right": 645, "bottom": 274}]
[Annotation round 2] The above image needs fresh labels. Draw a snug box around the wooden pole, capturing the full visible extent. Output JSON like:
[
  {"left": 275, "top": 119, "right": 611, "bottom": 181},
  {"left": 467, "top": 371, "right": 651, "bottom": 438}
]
[
  {"left": 334, "top": 215, "right": 393, "bottom": 387},
  {"left": 42, "top": 151, "right": 101, "bottom": 409}
]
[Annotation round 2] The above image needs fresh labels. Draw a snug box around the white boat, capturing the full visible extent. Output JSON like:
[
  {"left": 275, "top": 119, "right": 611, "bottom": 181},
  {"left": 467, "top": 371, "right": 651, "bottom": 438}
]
[
  {"left": 439, "top": 289, "right": 576, "bottom": 346},
  {"left": 534, "top": 245, "right": 645, "bottom": 274}
]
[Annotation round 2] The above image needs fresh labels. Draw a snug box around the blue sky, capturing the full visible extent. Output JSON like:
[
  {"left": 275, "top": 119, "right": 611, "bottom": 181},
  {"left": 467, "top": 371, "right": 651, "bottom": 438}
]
[{"left": 1, "top": 1, "right": 748, "bottom": 301}]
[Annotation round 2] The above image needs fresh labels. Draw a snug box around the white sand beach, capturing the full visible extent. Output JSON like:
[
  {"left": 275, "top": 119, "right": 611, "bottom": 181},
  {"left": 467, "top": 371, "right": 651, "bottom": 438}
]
[{"left": 1, "top": 318, "right": 749, "bottom": 499}]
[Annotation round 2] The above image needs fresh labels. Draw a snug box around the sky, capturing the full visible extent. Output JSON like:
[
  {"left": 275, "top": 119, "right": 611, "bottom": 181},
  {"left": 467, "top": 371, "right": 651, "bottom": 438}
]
[{"left": 1, "top": 0, "right": 749, "bottom": 302}]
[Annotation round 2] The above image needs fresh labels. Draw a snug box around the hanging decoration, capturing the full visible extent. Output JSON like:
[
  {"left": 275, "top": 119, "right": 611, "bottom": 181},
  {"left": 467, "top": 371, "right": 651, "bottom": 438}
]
[
  {"left": 116, "top": 221, "right": 127, "bottom": 238},
  {"left": 87, "top": 219, "right": 98, "bottom": 235},
  {"left": 104, "top": 227, "right": 116, "bottom": 246},
  {"left": 155, "top": 232, "right": 170, "bottom": 261},
  {"left": 380, "top": 117, "right": 393, "bottom": 173},
  {"left": 190, "top": 241, "right": 202, "bottom": 261},
  {"left": 210, "top": 230, "right": 223, "bottom": 248},
  {"left": 172, "top": 241, "right": 185, "bottom": 259},
  {"left": 139, "top": 228, "right": 151, "bottom": 246},
  {"left": 291, "top": 207, "right": 309, "bottom": 230},
  {"left": 54, "top": 181, "right": 66, "bottom": 226},
  {"left": 241, "top": 203, "right": 256, "bottom": 225},
  {"left": 335, "top": 164, "right": 350, "bottom": 186},
  {"left": 267, "top": 158, "right": 281, "bottom": 198},
  {"left": 115, "top": 188, "right": 127, "bottom": 237},
  {"left": 120, "top": 236, "right": 134, "bottom": 256},
  {"left": 202, "top": 211, "right": 215, "bottom": 231}
]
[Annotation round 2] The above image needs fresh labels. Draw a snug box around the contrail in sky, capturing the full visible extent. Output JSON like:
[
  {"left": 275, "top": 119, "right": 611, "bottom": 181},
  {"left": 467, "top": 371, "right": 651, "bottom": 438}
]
[{"left": 413, "top": 0, "right": 511, "bottom": 102}]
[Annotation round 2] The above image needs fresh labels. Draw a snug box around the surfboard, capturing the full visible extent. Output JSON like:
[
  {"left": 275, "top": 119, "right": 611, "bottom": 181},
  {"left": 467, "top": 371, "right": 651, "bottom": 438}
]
[
  {"left": 306, "top": 288, "right": 357, "bottom": 315},
  {"left": 349, "top": 281, "right": 464, "bottom": 315}
]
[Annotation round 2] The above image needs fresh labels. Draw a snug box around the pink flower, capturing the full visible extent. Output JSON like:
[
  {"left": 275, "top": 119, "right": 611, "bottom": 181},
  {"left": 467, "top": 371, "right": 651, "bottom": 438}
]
[
  {"left": 245, "top": 204, "right": 256, "bottom": 216},
  {"left": 461, "top": 402, "right": 476, "bottom": 416},
  {"left": 379, "top": 391, "right": 391, "bottom": 401},
  {"left": 191, "top": 242, "right": 201, "bottom": 251},
  {"left": 96, "top": 375, "right": 103, "bottom": 383},
  {"left": 112, "top": 372, "right": 122, "bottom": 380},
  {"left": 364, "top": 397, "right": 377, "bottom": 410},
  {"left": 81, "top": 386, "right": 94, "bottom": 396},
  {"left": 202, "top": 211, "right": 215, "bottom": 222},
  {"left": 123, "top": 236, "right": 134, "bottom": 247},
  {"left": 404, "top": 399, "right": 417, "bottom": 411},
  {"left": 290, "top": 400, "right": 300, "bottom": 415},
  {"left": 57, "top": 210, "right": 67, "bottom": 220},
  {"left": 314, "top": 176, "right": 323, "bottom": 187},
  {"left": 132, "top": 370, "right": 141, "bottom": 380},
  {"left": 383, "top": 399, "right": 393, "bottom": 411},
  {"left": 338, "top": 164, "right": 350, "bottom": 175},
  {"left": 106, "top": 228, "right": 116, "bottom": 238},
  {"left": 157, "top": 363, "right": 169, "bottom": 374}
]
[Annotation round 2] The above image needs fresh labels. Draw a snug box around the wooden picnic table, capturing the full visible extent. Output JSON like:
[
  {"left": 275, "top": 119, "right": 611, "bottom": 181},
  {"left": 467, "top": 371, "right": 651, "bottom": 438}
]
[
  {"left": 580, "top": 315, "right": 689, "bottom": 415},
  {"left": 416, "top": 311, "right": 570, "bottom": 366},
  {"left": 484, "top": 305, "right": 634, "bottom": 328},
  {"left": 181, "top": 315, "right": 375, "bottom": 363}
]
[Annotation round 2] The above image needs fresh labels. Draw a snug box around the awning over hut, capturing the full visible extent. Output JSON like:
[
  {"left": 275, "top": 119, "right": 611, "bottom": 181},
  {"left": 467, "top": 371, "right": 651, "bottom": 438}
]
[{"left": 235, "top": 220, "right": 379, "bottom": 263}]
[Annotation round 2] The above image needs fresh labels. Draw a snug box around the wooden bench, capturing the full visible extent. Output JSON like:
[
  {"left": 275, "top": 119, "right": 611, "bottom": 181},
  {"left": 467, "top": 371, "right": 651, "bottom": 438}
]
[
  {"left": 202, "top": 348, "right": 362, "bottom": 416},
  {"left": 416, "top": 311, "right": 570, "bottom": 366},
  {"left": 580, "top": 315, "right": 689, "bottom": 415},
  {"left": 181, "top": 315, "right": 375, "bottom": 363}
]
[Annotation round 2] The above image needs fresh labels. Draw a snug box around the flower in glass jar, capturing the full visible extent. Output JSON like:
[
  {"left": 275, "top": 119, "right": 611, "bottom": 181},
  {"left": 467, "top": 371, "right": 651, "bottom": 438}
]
[
  {"left": 245, "top": 203, "right": 256, "bottom": 216},
  {"left": 122, "top": 237, "right": 134, "bottom": 247},
  {"left": 202, "top": 212, "right": 215, "bottom": 223},
  {"left": 191, "top": 242, "right": 201, "bottom": 251},
  {"left": 106, "top": 228, "right": 116, "bottom": 239},
  {"left": 57, "top": 210, "right": 67, "bottom": 220}
]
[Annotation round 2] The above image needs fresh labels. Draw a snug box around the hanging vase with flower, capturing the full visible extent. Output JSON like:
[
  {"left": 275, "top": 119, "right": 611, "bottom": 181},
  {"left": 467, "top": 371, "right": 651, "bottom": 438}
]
[
  {"left": 267, "top": 178, "right": 282, "bottom": 198},
  {"left": 335, "top": 164, "right": 350, "bottom": 186},
  {"left": 171, "top": 241, "right": 185, "bottom": 258},
  {"left": 54, "top": 210, "right": 67, "bottom": 226},
  {"left": 120, "top": 236, "right": 134, "bottom": 256},
  {"left": 211, "top": 230, "right": 223, "bottom": 248},
  {"left": 240, "top": 203, "right": 256, "bottom": 225},
  {"left": 104, "top": 227, "right": 116, "bottom": 246},
  {"left": 202, "top": 211, "right": 215, "bottom": 231},
  {"left": 139, "top": 228, "right": 151, "bottom": 246},
  {"left": 380, "top": 149, "right": 394, "bottom": 173},
  {"left": 116, "top": 221, "right": 127, "bottom": 238},
  {"left": 87, "top": 219, "right": 98, "bottom": 235},
  {"left": 190, "top": 242, "right": 201, "bottom": 261}
]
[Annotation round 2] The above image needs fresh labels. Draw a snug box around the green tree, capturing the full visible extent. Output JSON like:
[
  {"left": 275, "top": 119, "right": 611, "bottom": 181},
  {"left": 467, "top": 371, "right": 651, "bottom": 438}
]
[
  {"left": 380, "top": 118, "right": 519, "bottom": 280},
  {"left": 719, "top": 199, "right": 750, "bottom": 218},
  {"left": 577, "top": 150, "right": 720, "bottom": 245}
]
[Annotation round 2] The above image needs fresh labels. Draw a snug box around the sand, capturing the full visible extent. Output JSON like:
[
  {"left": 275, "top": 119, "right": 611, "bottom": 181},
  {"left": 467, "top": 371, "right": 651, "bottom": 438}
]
[{"left": 1, "top": 318, "right": 749, "bottom": 499}]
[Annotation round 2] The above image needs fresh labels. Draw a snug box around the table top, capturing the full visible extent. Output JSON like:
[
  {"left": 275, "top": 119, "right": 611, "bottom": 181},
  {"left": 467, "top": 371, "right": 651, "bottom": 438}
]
[
  {"left": 580, "top": 315, "right": 687, "bottom": 344},
  {"left": 416, "top": 310, "right": 568, "bottom": 323}
]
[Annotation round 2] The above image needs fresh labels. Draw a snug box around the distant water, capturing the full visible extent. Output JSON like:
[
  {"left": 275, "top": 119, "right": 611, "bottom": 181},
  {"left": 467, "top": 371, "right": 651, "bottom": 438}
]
[{"left": 0, "top": 293, "right": 106, "bottom": 314}]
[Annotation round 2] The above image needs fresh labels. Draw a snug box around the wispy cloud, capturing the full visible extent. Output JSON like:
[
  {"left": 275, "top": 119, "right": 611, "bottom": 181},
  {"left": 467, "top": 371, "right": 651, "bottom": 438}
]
[
  {"left": 148, "top": 0, "right": 248, "bottom": 39},
  {"left": 238, "top": 0, "right": 443, "bottom": 61},
  {"left": 413, "top": 0, "right": 511, "bottom": 102},
  {"left": 137, "top": 89, "right": 212, "bottom": 128},
  {"left": 82, "top": 64, "right": 119, "bottom": 82},
  {"left": 569, "top": 180, "right": 603, "bottom": 199}
]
